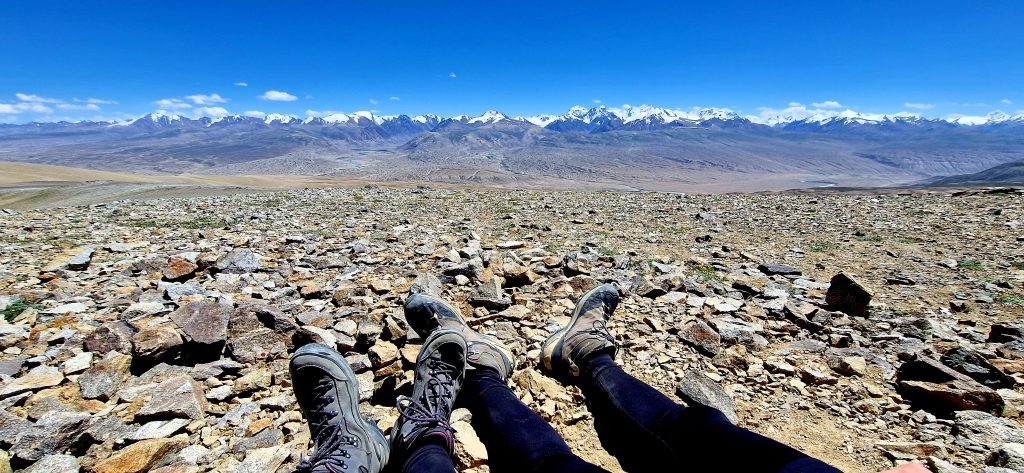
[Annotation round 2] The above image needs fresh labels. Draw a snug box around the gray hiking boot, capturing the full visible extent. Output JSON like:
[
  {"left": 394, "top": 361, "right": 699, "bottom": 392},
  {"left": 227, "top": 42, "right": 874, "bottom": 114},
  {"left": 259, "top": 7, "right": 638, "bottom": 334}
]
[
  {"left": 390, "top": 329, "right": 467, "bottom": 461},
  {"left": 404, "top": 292, "right": 514, "bottom": 380},
  {"left": 541, "top": 283, "right": 620, "bottom": 377},
  {"left": 289, "top": 343, "right": 389, "bottom": 473}
]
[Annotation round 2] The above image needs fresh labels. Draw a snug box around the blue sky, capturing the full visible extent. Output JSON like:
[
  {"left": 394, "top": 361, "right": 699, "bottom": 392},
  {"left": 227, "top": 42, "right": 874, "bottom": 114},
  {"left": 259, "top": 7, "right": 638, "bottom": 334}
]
[{"left": 1, "top": 0, "right": 1022, "bottom": 123}]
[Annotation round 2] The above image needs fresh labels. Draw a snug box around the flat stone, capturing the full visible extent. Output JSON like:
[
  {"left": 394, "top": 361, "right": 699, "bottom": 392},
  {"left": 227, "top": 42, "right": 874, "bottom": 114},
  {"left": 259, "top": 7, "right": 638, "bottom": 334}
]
[
  {"left": 11, "top": 411, "right": 90, "bottom": 462},
  {"left": 369, "top": 340, "right": 400, "bottom": 369},
  {"left": 675, "top": 370, "right": 738, "bottom": 424},
  {"left": 93, "top": 436, "right": 188, "bottom": 473},
  {"left": 954, "top": 410, "right": 1024, "bottom": 452},
  {"left": 162, "top": 256, "right": 198, "bottom": 281},
  {"left": 132, "top": 326, "right": 183, "bottom": 367},
  {"left": 43, "top": 303, "right": 87, "bottom": 315},
  {"left": 169, "top": 302, "right": 231, "bottom": 346},
  {"left": 678, "top": 319, "right": 721, "bottom": 357},
  {"left": 23, "top": 454, "right": 79, "bottom": 473},
  {"left": 129, "top": 418, "right": 189, "bottom": 441},
  {"left": 79, "top": 352, "right": 132, "bottom": 400},
  {"left": 235, "top": 445, "right": 289, "bottom": 473},
  {"left": 897, "top": 354, "right": 1004, "bottom": 416},
  {"left": 941, "top": 347, "right": 1015, "bottom": 389},
  {"left": 137, "top": 375, "right": 207, "bottom": 421},
  {"left": 758, "top": 262, "right": 801, "bottom": 276},
  {"left": 987, "top": 443, "right": 1024, "bottom": 471},
  {"left": 0, "top": 365, "right": 63, "bottom": 398},
  {"left": 83, "top": 321, "right": 135, "bottom": 355},
  {"left": 62, "top": 352, "right": 93, "bottom": 375},
  {"left": 214, "top": 248, "right": 262, "bottom": 273}
]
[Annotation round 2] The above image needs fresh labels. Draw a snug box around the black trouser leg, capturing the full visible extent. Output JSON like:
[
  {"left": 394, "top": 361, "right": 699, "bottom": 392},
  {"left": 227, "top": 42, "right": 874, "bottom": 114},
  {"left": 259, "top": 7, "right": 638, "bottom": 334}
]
[
  {"left": 579, "top": 353, "right": 842, "bottom": 473},
  {"left": 459, "top": 368, "right": 610, "bottom": 473}
]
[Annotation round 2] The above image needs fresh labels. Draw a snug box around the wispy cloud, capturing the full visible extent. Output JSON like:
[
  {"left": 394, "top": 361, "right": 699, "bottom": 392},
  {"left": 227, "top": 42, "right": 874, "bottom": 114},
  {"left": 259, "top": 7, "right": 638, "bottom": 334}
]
[
  {"left": 1002, "top": 98, "right": 1013, "bottom": 105},
  {"left": 593, "top": 99, "right": 602, "bottom": 104},
  {"left": 155, "top": 98, "right": 192, "bottom": 109},
  {"left": 15, "top": 93, "right": 62, "bottom": 104},
  {"left": 368, "top": 98, "right": 378, "bottom": 105},
  {"left": 194, "top": 106, "right": 230, "bottom": 118},
  {"left": 812, "top": 100, "right": 842, "bottom": 109},
  {"left": 234, "top": 82, "right": 249, "bottom": 87},
  {"left": 185, "top": 93, "right": 227, "bottom": 105},
  {"left": 449, "top": 72, "right": 457, "bottom": 78},
  {"left": 243, "top": 110, "right": 265, "bottom": 118},
  {"left": 389, "top": 96, "right": 401, "bottom": 101},
  {"left": 0, "top": 104, "right": 19, "bottom": 114},
  {"left": 57, "top": 103, "right": 101, "bottom": 111},
  {"left": 905, "top": 102, "right": 935, "bottom": 110},
  {"left": 75, "top": 97, "right": 117, "bottom": 105},
  {"left": 260, "top": 90, "right": 298, "bottom": 101}
]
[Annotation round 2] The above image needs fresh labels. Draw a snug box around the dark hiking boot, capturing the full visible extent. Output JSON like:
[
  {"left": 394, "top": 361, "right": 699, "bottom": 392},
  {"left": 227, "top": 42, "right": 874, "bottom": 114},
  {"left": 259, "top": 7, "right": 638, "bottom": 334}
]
[
  {"left": 404, "top": 293, "right": 514, "bottom": 380},
  {"left": 390, "top": 329, "right": 467, "bottom": 461},
  {"left": 290, "top": 343, "right": 389, "bottom": 473},
  {"left": 541, "top": 283, "right": 620, "bottom": 378}
]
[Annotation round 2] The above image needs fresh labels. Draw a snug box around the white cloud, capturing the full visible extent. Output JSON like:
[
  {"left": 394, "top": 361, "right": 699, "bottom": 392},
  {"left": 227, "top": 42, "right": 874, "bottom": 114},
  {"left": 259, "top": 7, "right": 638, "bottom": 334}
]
[
  {"left": 185, "top": 93, "right": 227, "bottom": 105},
  {"left": 368, "top": 98, "right": 378, "bottom": 105},
  {"left": 593, "top": 99, "right": 602, "bottom": 104},
  {"left": 15, "top": 93, "right": 62, "bottom": 103},
  {"left": 15, "top": 102, "right": 53, "bottom": 113},
  {"left": 242, "top": 110, "right": 266, "bottom": 118},
  {"left": 75, "top": 97, "right": 117, "bottom": 104},
  {"left": 905, "top": 102, "right": 935, "bottom": 110},
  {"left": 57, "top": 103, "right": 101, "bottom": 111},
  {"left": 389, "top": 96, "right": 400, "bottom": 101},
  {"left": 788, "top": 102, "right": 803, "bottom": 107},
  {"left": 0, "top": 103, "right": 19, "bottom": 114},
  {"left": 1002, "top": 99, "right": 1013, "bottom": 105},
  {"left": 449, "top": 72, "right": 457, "bottom": 78},
  {"left": 234, "top": 82, "right": 249, "bottom": 87},
  {"left": 812, "top": 100, "right": 842, "bottom": 109},
  {"left": 260, "top": 90, "right": 298, "bottom": 101},
  {"left": 155, "top": 98, "right": 192, "bottom": 109},
  {"left": 194, "top": 106, "right": 230, "bottom": 118}
]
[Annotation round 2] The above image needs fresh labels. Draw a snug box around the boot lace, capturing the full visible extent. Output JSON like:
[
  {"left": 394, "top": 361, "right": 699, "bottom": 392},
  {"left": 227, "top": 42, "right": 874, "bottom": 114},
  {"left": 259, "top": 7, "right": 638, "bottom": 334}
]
[
  {"left": 396, "top": 357, "right": 459, "bottom": 451},
  {"left": 294, "top": 378, "right": 360, "bottom": 472}
]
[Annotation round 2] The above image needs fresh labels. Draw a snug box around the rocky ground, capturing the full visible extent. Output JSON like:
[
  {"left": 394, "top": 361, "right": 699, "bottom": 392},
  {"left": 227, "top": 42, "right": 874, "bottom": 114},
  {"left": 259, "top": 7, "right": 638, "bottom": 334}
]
[{"left": 0, "top": 187, "right": 1023, "bottom": 473}]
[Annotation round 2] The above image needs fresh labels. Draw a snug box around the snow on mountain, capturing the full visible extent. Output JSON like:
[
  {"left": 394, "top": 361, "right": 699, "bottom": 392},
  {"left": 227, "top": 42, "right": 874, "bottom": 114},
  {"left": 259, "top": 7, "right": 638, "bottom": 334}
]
[
  {"left": 945, "top": 111, "right": 1013, "bottom": 126},
  {"left": 524, "top": 114, "right": 558, "bottom": 127},
  {"left": 264, "top": 113, "right": 299, "bottom": 125},
  {"left": 468, "top": 110, "right": 510, "bottom": 124}
]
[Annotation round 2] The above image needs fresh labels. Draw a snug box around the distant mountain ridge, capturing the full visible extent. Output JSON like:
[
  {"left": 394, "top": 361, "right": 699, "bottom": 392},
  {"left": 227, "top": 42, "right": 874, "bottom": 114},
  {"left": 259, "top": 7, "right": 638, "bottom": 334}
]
[
  {"left": 917, "top": 159, "right": 1024, "bottom": 187},
  {"left": 6, "top": 104, "right": 1024, "bottom": 134},
  {"left": 1, "top": 104, "right": 1023, "bottom": 192}
]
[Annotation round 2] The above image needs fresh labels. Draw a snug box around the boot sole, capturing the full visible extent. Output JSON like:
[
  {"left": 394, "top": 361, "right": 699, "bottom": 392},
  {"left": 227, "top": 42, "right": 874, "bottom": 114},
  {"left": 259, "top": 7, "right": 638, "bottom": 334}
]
[
  {"left": 541, "top": 284, "right": 614, "bottom": 375},
  {"left": 290, "top": 343, "right": 390, "bottom": 471},
  {"left": 407, "top": 294, "right": 514, "bottom": 376}
]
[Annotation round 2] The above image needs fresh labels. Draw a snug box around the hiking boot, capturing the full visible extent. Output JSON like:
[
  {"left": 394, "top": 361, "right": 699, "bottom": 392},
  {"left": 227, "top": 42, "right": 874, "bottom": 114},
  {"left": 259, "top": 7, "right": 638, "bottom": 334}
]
[
  {"left": 289, "top": 343, "right": 389, "bottom": 473},
  {"left": 541, "top": 283, "right": 620, "bottom": 377},
  {"left": 404, "top": 292, "right": 514, "bottom": 380},
  {"left": 391, "top": 329, "right": 467, "bottom": 461}
]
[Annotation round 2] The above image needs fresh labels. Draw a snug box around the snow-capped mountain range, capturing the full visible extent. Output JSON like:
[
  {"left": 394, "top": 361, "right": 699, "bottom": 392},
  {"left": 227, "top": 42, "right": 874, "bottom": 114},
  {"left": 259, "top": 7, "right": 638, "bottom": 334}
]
[{"left": 10, "top": 105, "right": 1023, "bottom": 133}]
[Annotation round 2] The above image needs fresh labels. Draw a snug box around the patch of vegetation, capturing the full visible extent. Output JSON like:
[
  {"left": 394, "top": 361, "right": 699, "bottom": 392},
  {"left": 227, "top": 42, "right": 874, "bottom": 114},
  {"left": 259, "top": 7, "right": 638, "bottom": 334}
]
[
  {"left": 693, "top": 263, "right": 723, "bottom": 282},
  {"left": 958, "top": 259, "right": 984, "bottom": 270},
  {"left": 125, "top": 218, "right": 161, "bottom": 228},
  {"left": 854, "top": 234, "right": 885, "bottom": 242},
  {"left": 3, "top": 300, "right": 42, "bottom": 322},
  {"left": 369, "top": 231, "right": 387, "bottom": 240},
  {"left": 179, "top": 217, "right": 228, "bottom": 230},
  {"left": 261, "top": 199, "right": 283, "bottom": 208},
  {"left": 809, "top": 241, "right": 838, "bottom": 252},
  {"left": 597, "top": 247, "right": 615, "bottom": 256},
  {"left": 897, "top": 237, "right": 923, "bottom": 244},
  {"left": 996, "top": 294, "right": 1024, "bottom": 306},
  {"left": 891, "top": 308, "right": 914, "bottom": 316},
  {"left": 352, "top": 193, "right": 364, "bottom": 202},
  {"left": 1013, "top": 261, "right": 1024, "bottom": 271}
]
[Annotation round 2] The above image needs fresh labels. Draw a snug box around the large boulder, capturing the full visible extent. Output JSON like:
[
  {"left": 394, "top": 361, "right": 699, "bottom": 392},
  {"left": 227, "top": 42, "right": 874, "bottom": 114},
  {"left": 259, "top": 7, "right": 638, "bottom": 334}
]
[
  {"left": 675, "top": 370, "right": 738, "bottom": 424},
  {"left": 825, "top": 273, "right": 872, "bottom": 317},
  {"left": 169, "top": 302, "right": 231, "bottom": 362},
  {"left": 941, "top": 347, "right": 1015, "bottom": 389},
  {"left": 137, "top": 376, "right": 207, "bottom": 421},
  {"left": 897, "top": 354, "right": 1004, "bottom": 417}
]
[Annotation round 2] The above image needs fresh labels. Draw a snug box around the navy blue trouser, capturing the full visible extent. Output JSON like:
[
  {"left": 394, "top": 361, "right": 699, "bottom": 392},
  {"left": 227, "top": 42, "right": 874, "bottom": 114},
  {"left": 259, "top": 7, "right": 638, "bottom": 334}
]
[{"left": 401, "top": 353, "right": 840, "bottom": 473}]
